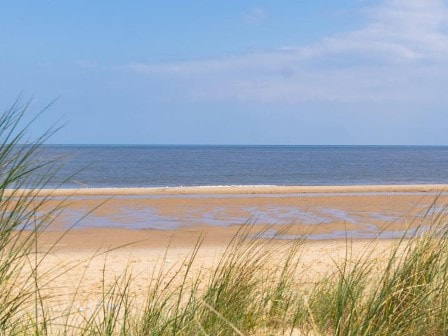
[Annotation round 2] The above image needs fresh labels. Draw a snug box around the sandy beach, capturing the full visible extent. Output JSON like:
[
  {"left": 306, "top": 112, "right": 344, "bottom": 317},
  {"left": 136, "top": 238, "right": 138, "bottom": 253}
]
[{"left": 29, "top": 185, "right": 447, "bottom": 311}]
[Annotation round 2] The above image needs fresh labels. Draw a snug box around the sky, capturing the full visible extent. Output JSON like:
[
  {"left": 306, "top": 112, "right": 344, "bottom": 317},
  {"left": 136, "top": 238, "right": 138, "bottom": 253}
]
[{"left": 1, "top": 0, "right": 448, "bottom": 145}]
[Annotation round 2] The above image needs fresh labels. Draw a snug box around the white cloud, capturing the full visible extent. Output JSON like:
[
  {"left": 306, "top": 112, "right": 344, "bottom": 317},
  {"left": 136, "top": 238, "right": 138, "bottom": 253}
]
[{"left": 128, "top": 0, "right": 448, "bottom": 103}]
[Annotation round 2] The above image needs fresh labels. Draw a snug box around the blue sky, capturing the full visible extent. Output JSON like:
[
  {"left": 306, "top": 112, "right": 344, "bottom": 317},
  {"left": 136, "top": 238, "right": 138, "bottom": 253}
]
[{"left": 1, "top": 0, "right": 448, "bottom": 145}]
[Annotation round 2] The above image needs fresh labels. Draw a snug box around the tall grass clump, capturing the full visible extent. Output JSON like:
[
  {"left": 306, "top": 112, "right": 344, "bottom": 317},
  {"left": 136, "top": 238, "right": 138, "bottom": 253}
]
[
  {"left": 126, "top": 225, "right": 305, "bottom": 336},
  {"left": 0, "top": 98, "right": 65, "bottom": 334},
  {"left": 306, "top": 211, "right": 448, "bottom": 336}
]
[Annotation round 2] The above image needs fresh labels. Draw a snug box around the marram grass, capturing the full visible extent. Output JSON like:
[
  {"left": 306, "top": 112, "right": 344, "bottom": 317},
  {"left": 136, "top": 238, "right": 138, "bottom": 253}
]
[{"left": 19, "top": 219, "right": 448, "bottom": 336}]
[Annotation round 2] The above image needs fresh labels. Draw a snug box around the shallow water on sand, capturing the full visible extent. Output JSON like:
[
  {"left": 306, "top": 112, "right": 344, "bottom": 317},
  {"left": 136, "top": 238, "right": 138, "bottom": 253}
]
[{"left": 49, "top": 192, "right": 442, "bottom": 239}]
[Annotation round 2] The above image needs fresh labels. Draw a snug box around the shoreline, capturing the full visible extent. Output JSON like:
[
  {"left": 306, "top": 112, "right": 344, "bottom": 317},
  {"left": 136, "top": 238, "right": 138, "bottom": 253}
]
[{"left": 6, "top": 183, "right": 448, "bottom": 196}]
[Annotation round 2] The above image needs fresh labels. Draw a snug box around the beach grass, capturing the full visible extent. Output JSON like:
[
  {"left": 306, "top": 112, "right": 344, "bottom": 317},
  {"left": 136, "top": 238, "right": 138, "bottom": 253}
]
[
  {"left": 3, "top": 101, "right": 448, "bottom": 335},
  {"left": 8, "top": 206, "right": 448, "bottom": 336}
]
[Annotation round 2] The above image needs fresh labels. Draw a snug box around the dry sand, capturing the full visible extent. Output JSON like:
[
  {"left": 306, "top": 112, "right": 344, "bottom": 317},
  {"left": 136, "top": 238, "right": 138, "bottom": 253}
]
[
  {"left": 37, "top": 239, "right": 399, "bottom": 314},
  {"left": 8, "top": 183, "right": 448, "bottom": 197}
]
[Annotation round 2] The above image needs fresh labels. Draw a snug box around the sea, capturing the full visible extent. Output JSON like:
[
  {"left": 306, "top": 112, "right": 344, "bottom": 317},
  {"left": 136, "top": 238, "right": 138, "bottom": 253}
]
[{"left": 37, "top": 145, "right": 448, "bottom": 188}]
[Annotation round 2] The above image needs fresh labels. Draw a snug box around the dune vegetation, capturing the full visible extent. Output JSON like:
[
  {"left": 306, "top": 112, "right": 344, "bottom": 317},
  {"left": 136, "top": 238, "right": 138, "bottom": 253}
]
[{"left": 2, "top": 101, "right": 448, "bottom": 335}]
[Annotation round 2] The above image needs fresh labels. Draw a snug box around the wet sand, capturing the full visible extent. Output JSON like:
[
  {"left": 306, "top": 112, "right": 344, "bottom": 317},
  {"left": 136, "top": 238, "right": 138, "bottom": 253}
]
[{"left": 38, "top": 186, "right": 448, "bottom": 245}]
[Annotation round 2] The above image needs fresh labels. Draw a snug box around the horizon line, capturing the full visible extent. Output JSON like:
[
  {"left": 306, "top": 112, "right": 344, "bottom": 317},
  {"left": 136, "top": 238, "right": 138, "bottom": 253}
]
[{"left": 40, "top": 143, "right": 448, "bottom": 147}]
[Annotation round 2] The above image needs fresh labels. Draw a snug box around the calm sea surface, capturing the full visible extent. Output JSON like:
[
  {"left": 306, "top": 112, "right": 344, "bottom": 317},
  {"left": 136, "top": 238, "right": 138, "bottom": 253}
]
[{"left": 38, "top": 145, "right": 448, "bottom": 188}]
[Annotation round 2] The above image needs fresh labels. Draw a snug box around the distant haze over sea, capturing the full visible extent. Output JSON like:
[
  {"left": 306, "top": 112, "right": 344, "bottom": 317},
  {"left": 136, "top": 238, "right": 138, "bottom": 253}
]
[{"left": 37, "top": 145, "right": 448, "bottom": 188}]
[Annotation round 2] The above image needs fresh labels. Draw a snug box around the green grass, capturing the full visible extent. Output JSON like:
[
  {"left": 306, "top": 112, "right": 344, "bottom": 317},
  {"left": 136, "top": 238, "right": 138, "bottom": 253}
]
[
  {"left": 3, "top": 99, "right": 448, "bottom": 335},
  {"left": 29, "top": 221, "right": 447, "bottom": 336}
]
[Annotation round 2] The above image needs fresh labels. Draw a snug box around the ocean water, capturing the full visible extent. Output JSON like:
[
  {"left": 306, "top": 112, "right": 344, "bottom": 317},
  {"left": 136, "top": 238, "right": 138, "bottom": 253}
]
[{"left": 37, "top": 145, "right": 448, "bottom": 188}]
